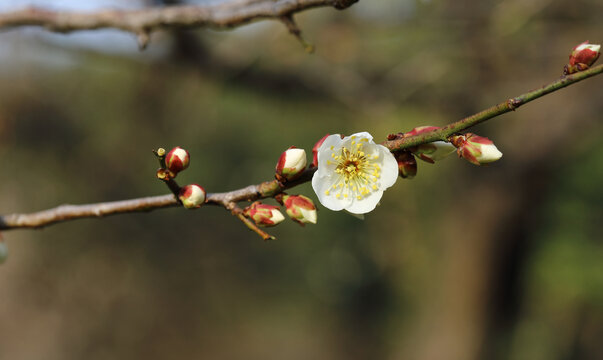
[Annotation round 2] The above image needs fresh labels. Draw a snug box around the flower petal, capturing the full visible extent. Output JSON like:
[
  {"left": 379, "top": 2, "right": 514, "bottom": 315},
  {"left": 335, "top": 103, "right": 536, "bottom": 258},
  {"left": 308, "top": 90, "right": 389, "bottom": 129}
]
[
  {"left": 312, "top": 173, "right": 351, "bottom": 211},
  {"left": 376, "top": 144, "right": 399, "bottom": 188},
  {"left": 347, "top": 131, "right": 373, "bottom": 142},
  {"left": 345, "top": 190, "right": 384, "bottom": 214}
]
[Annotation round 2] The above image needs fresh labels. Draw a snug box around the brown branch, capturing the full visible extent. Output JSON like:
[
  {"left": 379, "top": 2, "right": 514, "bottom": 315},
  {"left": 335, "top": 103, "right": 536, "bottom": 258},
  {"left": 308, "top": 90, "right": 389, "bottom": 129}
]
[
  {"left": 0, "top": 0, "right": 359, "bottom": 49},
  {"left": 0, "top": 195, "right": 178, "bottom": 230},
  {"left": 0, "top": 64, "right": 601, "bottom": 233},
  {"left": 0, "top": 168, "right": 315, "bottom": 231}
]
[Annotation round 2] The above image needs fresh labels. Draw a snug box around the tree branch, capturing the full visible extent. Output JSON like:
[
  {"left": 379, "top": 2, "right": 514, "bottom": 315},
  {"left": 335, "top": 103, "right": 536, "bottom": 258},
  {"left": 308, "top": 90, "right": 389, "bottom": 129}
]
[
  {"left": 0, "top": 0, "right": 359, "bottom": 48},
  {"left": 0, "top": 64, "right": 600, "bottom": 233},
  {"left": 383, "top": 63, "right": 603, "bottom": 151},
  {"left": 0, "top": 169, "right": 315, "bottom": 231}
]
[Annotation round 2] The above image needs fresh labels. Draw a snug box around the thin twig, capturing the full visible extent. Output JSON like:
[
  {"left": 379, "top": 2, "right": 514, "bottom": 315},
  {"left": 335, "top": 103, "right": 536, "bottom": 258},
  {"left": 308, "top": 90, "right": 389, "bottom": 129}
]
[
  {"left": 0, "top": 65, "right": 601, "bottom": 232},
  {"left": 235, "top": 211, "right": 276, "bottom": 241},
  {"left": 0, "top": 0, "right": 359, "bottom": 46},
  {"left": 383, "top": 64, "right": 603, "bottom": 151}
]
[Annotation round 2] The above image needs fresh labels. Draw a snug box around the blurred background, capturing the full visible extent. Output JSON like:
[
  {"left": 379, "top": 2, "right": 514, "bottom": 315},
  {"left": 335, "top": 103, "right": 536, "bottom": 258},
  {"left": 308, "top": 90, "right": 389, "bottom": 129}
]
[{"left": 0, "top": 0, "right": 602, "bottom": 359}]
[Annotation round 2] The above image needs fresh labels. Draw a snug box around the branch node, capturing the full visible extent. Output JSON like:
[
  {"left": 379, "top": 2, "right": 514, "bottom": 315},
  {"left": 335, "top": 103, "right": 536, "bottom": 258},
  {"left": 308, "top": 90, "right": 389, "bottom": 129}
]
[{"left": 507, "top": 98, "right": 521, "bottom": 111}]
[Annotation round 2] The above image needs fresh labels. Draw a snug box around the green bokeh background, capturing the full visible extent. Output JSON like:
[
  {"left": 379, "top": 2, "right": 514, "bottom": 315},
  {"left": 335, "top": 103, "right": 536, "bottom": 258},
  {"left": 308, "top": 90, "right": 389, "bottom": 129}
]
[{"left": 0, "top": 0, "right": 602, "bottom": 359}]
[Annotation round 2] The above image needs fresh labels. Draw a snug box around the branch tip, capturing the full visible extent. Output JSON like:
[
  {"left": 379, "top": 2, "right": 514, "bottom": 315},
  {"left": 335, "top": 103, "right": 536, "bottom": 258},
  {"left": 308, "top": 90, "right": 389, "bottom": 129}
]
[
  {"left": 280, "top": 15, "right": 315, "bottom": 53},
  {"left": 235, "top": 213, "right": 276, "bottom": 241}
]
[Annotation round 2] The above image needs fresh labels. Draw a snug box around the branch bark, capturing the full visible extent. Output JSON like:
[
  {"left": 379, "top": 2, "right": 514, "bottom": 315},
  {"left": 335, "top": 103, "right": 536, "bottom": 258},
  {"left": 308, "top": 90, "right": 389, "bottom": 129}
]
[
  {"left": 0, "top": 0, "right": 358, "bottom": 48},
  {"left": 0, "top": 64, "right": 601, "bottom": 233}
]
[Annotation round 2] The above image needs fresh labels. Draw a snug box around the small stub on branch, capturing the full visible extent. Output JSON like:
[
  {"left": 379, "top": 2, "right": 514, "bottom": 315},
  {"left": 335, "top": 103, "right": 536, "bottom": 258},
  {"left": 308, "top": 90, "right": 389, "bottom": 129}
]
[
  {"left": 137, "top": 30, "right": 151, "bottom": 51},
  {"left": 280, "top": 15, "right": 315, "bottom": 53}
]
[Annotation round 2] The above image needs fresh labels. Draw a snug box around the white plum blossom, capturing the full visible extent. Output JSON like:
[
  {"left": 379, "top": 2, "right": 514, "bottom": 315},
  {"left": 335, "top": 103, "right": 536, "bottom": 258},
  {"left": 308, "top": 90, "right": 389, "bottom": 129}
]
[{"left": 311, "top": 132, "right": 398, "bottom": 214}]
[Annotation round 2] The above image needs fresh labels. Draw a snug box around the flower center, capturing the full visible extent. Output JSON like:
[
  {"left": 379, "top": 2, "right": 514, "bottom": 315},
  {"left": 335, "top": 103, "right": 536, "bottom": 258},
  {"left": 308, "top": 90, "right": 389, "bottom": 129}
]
[{"left": 324, "top": 138, "right": 382, "bottom": 200}]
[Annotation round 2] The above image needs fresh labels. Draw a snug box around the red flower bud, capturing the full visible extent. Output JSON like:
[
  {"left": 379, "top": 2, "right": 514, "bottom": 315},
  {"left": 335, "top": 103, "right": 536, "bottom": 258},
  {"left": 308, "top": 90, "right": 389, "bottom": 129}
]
[
  {"left": 276, "top": 147, "right": 307, "bottom": 181},
  {"left": 165, "top": 146, "right": 190, "bottom": 176},
  {"left": 244, "top": 202, "right": 285, "bottom": 227},
  {"left": 178, "top": 184, "right": 206, "bottom": 209},
  {"left": 283, "top": 195, "right": 317, "bottom": 225},
  {"left": 564, "top": 41, "right": 601, "bottom": 75},
  {"left": 311, "top": 134, "right": 330, "bottom": 168},
  {"left": 451, "top": 133, "right": 503, "bottom": 165}
]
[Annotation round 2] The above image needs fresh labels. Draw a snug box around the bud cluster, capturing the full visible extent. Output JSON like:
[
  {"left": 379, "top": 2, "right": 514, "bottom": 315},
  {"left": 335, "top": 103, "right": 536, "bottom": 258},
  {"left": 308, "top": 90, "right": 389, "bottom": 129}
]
[
  {"left": 243, "top": 193, "right": 318, "bottom": 228},
  {"left": 387, "top": 126, "right": 503, "bottom": 178},
  {"left": 387, "top": 126, "right": 456, "bottom": 179},
  {"left": 155, "top": 146, "right": 208, "bottom": 210}
]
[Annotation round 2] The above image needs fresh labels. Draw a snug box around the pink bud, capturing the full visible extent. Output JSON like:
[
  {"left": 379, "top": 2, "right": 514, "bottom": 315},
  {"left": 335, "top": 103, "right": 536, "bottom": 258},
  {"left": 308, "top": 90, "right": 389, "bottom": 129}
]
[
  {"left": 404, "top": 126, "right": 441, "bottom": 137},
  {"left": 451, "top": 134, "right": 503, "bottom": 165},
  {"left": 276, "top": 147, "right": 307, "bottom": 181},
  {"left": 178, "top": 184, "right": 206, "bottom": 209},
  {"left": 244, "top": 202, "right": 285, "bottom": 227},
  {"left": 394, "top": 151, "right": 417, "bottom": 178},
  {"left": 283, "top": 195, "right": 317, "bottom": 225},
  {"left": 166, "top": 146, "right": 190, "bottom": 176},
  {"left": 564, "top": 41, "right": 601, "bottom": 75},
  {"left": 311, "top": 134, "right": 330, "bottom": 168}
]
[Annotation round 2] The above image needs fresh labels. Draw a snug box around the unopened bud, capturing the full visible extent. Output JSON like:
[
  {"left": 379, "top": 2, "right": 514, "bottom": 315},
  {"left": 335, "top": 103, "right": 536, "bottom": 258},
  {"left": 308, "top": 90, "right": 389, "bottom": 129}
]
[
  {"left": 564, "top": 41, "right": 601, "bottom": 75},
  {"left": 244, "top": 201, "right": 285, "bottom": 227},
  {"left": 166, "top": 146, "right": 190, "bottom": 176},
  {"left": 311, "top": 134, "right": 330, "bottom": 168},
  {"left": 394, "top": 151, "right": 417, "bottom": 178},
  {"left": 451, "top": 134, "right": 503, "bottom": 165},
  {"left": 276, "top": 147, "right": 307, "bottom": 181},
  {"left": 411, "top": 141, "right": 456, "bottom": 163},
  {"left": 283, "top": 195, "right": 317, "bottom": 225},
  {"left": 178, "top": 184, "right": 206, "bottom": 209}
]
